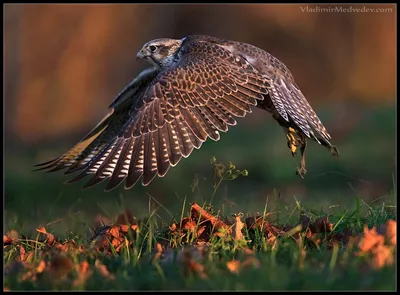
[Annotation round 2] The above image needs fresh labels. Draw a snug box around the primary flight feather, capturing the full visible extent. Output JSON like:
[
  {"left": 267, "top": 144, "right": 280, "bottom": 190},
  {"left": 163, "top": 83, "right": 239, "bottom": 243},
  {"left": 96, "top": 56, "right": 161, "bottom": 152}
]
[{"left": 35, "top": 35, "right": 339, "bottom": 191}]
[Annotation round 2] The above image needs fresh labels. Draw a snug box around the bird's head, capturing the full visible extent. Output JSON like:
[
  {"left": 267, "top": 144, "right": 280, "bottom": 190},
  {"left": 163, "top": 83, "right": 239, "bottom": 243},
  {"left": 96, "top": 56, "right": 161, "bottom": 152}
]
[{"left": 136, "top": 38, "right": 185, "bottom": 68}]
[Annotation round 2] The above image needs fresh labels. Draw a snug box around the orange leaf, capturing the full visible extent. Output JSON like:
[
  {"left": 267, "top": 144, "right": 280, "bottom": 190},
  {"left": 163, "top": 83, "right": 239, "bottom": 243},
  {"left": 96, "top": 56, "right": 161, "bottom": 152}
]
[
  {"left": 119, "top": 224, "right": 129, "bottom": 233},
  {"left": 4, "top": 230, "right": 19, "bottom": 246},
  {"left": 36, "top": 227, "right": 47, "bottom": 234},
  {"left": 4, "top": 235, "right": 12, "bottom": 245},
  {"left": 73, "top": 261, "right": 93, "bottom": 287},
  {"left": 111, "top": 237, "right": 125, "bottom": 252},
  {"left": 170, "top": 223, "right": 177, "bottom": 232},
  {"left": 93, "top": 234, "right": 109, "bottom": 252},
  {"left": 18, "top": 245, "right": 26, "bottom": 262},
  {"left": 183, "top": 220, "right": 197, "bottom": 232},
  {"left": 226, "top": 260, "right": 241, "bottom": 274},
  {"left": 267, "top": 235, "right": 278, "bottom": 250},
  {"left": 358, "top": 225, "right": 385, "bottom": 253},
  {"left": 196, "top": 226, "right": 207, "bottom": 238},
  {"left": 95, "top": 260, "right": 115, "bottom": 280},
  {"left": 385, "top": 220, "right": 396, "bottom": 245},
  {"left": 243, "top": 247, "right": 254, "bottom": 255},
  {"left": 156, "top": 242, "right": 163, "bottom": 253},
  {"left": 182, "top": 248, "right": 207, "bottom": 279},
  {"left": 109, "top": 226, "right": 120, "bottom": 239},
  {"left": 36, "top": 227, "right": 55, "bottom": 246},
  {"left": 79, "top": 261, "right": 90, "bottom": 275},
  {"left": 36, "top": 260, "right": 46, "bottom": 273},
  {"left": 371, "top": 244, "right": 394, "bottom": 269},
  {"left": 17, "top": 245, "right": 34, "bottom": 262},
  {"left": 232, "top": 214, "right": 245, "bottom": 241}
]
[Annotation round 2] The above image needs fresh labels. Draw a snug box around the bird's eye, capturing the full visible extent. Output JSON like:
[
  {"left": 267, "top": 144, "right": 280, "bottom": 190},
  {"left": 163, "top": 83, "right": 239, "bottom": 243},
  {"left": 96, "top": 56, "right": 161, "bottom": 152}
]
[{"left": 149, "top": 45, "right": 158, "bottom": 53}]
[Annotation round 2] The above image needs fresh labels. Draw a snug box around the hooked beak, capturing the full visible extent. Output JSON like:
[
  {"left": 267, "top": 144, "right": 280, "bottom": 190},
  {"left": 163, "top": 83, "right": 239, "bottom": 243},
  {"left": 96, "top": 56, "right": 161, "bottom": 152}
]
[{"left": 136, "top": 49, "right": 146, "bottom": 61}]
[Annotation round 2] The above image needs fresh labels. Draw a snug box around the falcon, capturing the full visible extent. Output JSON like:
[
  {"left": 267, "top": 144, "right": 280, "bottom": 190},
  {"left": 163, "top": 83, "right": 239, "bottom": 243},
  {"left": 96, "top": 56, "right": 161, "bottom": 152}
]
[{"left": 34, "top": 35, "right": 339, "bottom": 191}]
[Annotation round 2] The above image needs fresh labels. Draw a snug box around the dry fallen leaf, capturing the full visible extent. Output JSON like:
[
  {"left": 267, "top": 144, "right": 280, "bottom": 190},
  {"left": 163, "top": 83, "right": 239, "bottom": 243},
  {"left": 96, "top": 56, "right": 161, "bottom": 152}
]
[
  {"left": 55, "top": 240, "right": 84, "bottom": 254},
  {"left": 196, "top": 225, "right": 210, "bottom": 242},
  {"left": 36, "top": 260, "right": 46, "bottom": 273},
  {"left": 245, "top": 216, "right": 266, "bottom": 230},
  {"left": 49, "top": 255, "right": 74, "bottom": 280},
  {"left": 20, "top": 270, "right": 36, "bottom": 282},
  {"left": 92, "top": 224, "right": 133, "bottom": 254},
  {"left": 4, "top": 230, "right": 19, "bottom": 246},
  {"left": 36, "top": 227, "right": 55, "bottom": 246},
  {"left": 267, "top": 235, "right": 278, "bottom": 250},
  {"left": 93, "top": 234, "right": 109, "bottom": 252},
  {"left": 226, "top": 260, "right": 241, "bottom": 274},
  {"left": 329, "top": 227, "right": 353, "bottom": 248},
  {"left": 4, "top": 235, "right": 12, "bottom": 246},
  {"left": 79, "top": 261, "right": 90, "bottom": 275},
  {"left": 183, "top": 218, "right": 197, "bottom": 233},
  {"left": 18, "top": 245, "right": 34, "bottom": 263},
  {"left": 183, "top": 249, "right": 207, "bottom": 279},
  {"left": 242, "top": 247, "right": 254, "bottom": 255},
  {"left": 169, "top": 223, "right": 177, "bottom": 232},
  {"left": 111, "top": 236, "right": 126, "bottom": 252},
  {"left": 358, "top": 226, "right": 385, "bottom": 253},
  {"left": 313, "top": 216, "right": 333, "bottom": 233},
  {"left": 299, "top": 246, "right": 307, "bottom": 270},
  {"left": 109, "top": 226, "right": 120, "bottom": 239},
  {"left": 232, "top": 213, "right": 245, "bottom": 241},
  {"left": 95, "top": 259, "right": 115, "bottom": 280},
  {"left": 190, "top": 203, "right": 231, "bottom": 235},
  {"left": 226, "top": 256, "right": 260, "bottom": 274},
  {"left": 371, "top": 244, "right": 394, "bottom": 269},
  {"left": 73, "top": 260, "right": 93, "bottom": 287},
  {"left": 384, "top": 219, "right": 396, "bottom": 245},
  {"left": 119, "top": 224, "right": 139, "bottom": 233},
  {"left": 153, "top": 242, "right": 163, "bottom": 262}
]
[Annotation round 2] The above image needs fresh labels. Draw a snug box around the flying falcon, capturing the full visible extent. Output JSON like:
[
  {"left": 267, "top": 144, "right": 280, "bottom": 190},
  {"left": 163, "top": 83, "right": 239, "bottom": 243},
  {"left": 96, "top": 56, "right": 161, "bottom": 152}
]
[{"left": 35, "top": 35, "right": 339, "bottom": 191}]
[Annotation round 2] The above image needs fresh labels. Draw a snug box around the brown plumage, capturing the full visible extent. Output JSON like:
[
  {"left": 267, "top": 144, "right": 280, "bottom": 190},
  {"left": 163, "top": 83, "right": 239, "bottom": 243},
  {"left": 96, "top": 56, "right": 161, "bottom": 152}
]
[{"left": 34, "top": 35, "right": 339, "bottom": 191}]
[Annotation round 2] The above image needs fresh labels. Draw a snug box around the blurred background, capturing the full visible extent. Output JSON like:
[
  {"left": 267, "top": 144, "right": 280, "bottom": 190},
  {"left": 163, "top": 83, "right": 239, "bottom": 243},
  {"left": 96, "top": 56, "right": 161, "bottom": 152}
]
[{"left": 4, "top": 4, "right": 396, "bottom": 232}]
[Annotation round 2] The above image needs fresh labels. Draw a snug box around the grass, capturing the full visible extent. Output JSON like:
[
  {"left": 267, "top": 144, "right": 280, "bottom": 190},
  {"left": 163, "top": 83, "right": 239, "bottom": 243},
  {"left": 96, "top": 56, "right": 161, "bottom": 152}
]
[{"left": 4, "top": 159, "right": 396, "bottom": 291}]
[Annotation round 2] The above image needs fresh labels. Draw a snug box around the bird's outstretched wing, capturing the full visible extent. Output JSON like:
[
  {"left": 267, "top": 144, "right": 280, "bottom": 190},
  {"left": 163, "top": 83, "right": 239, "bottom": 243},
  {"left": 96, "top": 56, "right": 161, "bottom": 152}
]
[
  {"left": 218, "top": 39, "right": 333, "bottom": 145},
  {"left": 263, "top": 63, "right": 332, "bottom": 144},
  {"left": 35, "top": 39, "right": 270, "bottom": 191}
]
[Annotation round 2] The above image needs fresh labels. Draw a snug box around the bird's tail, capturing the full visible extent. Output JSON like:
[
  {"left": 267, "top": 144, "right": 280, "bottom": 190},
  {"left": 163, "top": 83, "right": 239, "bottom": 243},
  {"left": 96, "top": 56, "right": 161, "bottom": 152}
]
[
  {"left": 33, "top": 109, "right": 114, "bottom": 173},
  {"left": 315, "top": 136, "right": 339, "bottom": 157}
]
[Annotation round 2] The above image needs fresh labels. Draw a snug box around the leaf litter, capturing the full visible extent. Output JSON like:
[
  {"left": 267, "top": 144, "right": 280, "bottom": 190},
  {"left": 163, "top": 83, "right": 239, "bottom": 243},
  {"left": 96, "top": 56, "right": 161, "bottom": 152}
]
[{"left": 4, "top": 202, "right": 396, "bottom": 289}]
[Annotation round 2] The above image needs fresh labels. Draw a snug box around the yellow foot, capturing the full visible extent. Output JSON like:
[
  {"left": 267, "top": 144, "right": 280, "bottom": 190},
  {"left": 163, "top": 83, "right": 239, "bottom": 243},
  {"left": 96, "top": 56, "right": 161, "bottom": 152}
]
[{"left": 286, "top": 127, "right": 298, "bottom": 155}]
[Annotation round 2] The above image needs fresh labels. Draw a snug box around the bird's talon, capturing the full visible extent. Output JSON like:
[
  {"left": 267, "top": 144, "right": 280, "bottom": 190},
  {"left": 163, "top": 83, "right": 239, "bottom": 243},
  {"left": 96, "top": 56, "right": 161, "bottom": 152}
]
[
  {"left": 286, "top": 131, "right": 297, "bottom": 155},
  {"left": 296, "top": 167, "right": 307, "bottom": 178},
  {"left": 290, "top": 144, "right": 297, "bottom": 155}
]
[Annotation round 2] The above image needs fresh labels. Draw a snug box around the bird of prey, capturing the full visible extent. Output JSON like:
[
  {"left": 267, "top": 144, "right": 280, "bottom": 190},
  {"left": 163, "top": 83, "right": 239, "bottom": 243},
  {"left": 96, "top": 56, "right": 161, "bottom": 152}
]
[{"left": 35, "top": 35, "right": 339, "bottom": 191}]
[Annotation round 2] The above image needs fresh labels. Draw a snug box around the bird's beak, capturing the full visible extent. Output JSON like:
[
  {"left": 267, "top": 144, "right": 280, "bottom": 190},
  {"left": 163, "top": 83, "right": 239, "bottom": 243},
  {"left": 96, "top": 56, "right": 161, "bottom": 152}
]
[{"left": 136, "top": 49, "right": 146, "bottom": 61}]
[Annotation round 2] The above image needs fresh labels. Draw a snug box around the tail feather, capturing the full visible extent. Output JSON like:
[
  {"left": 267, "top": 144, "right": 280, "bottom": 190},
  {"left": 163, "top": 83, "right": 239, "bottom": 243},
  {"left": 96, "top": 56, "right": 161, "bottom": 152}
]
[{"left": 34, "top": 109, "right": 114, "bottom": 172}]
